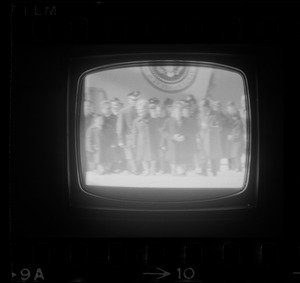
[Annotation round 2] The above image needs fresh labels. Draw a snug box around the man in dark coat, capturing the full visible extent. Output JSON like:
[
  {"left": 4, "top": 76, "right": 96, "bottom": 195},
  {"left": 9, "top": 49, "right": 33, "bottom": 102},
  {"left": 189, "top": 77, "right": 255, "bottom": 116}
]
[
  {"left": 227, "top": 101, "right": 244, "bottom": 171},
  {"left": 132, "top": 99, "right": 153, "bottom": 175},
  {"left": 100, "top": 100, "right": 118, "bottom": 173},
  {"left": 110, "top": 98, "right": 125, "bottom": 172},
  {"left": 85, "top": 115, "right": 103, "bottom": 172},
  {"left": 182, "top": 101, "right": 198, "bottom": 171},
  {"left": 116, "top": 91, "right": 140, "bottom": 173},
  {"left": 159, "top": 98, "right": 174, "bottom": 173},
  {"left": 239, "top": 95, "right": 248, "bottom": 169},
  {"left": 198, "top": 99, "right": 223, "bottom": 176},
  {"left": 83, "top": 99, "right": 95, "bottom": 171},
  {"left": 148, "top": 97, "right": 165, "bottom": 174},
  {"left": 212, "top": 101, "right": 231, "bottom": 171},
  {"left": 161, "top": 101, "right": 191, "bottom": 175}
]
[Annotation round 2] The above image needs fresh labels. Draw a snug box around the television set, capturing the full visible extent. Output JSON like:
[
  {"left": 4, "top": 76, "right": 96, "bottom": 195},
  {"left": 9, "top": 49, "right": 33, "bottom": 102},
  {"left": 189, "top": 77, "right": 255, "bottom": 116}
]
[
  {"left": 10, "top": 44, "right": 283, "bottom": 238},
  {"left": 68, "top": 49, "right": 257, "bottom": 212}
]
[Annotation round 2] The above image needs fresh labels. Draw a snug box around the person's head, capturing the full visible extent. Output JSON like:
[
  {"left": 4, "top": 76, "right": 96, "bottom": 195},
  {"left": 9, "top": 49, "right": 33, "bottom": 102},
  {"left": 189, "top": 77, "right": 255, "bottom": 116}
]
[
  {"left": 199, "top": 98, "right": 211, "bottom": 114},
  {"left": 171, "top": 101, "right": 183, "bottom": 120},
  {"left": 227, "top": 101, "right": 238, "bottom": 116},
  {"left": 149, "top": 97, "right": 160, "bottom": 118},
  {"left": 163, "top": 98, "right": 174, "bottom": 117},
  {"left": 101, "top": 100, "right": 112, "bottom": 117},
  {"left": 185, "top": 94, "right": 197, "bottom": 113},
  {"left": 212, "top": 100, "right": 222, "bottom": 113},
  {"left": 149, "top": 104, "right": 157, "bottom": 118},
  {"left": 93, "top": 114, "right": 104, "bottom": 129},
  {"left": 185, "top": 94, "right": 196, "bottom": 104},
  {"left": 136, "top": 99, "right": 149, "bottom": 118},
  {"left": 111, "top": 98, "right": 121, "bottom": 115},
  {"left": 156, "top": 105, "right": 166, "bottom": 118},
  {"left": 127, "top": 91, "right": 141, "bottom": 107},
  {"left": 182, "top": 105, "right": 190, "bottom": 118},
  {"left": 84, "top": 100, "right": 94, "bottom": 117}
]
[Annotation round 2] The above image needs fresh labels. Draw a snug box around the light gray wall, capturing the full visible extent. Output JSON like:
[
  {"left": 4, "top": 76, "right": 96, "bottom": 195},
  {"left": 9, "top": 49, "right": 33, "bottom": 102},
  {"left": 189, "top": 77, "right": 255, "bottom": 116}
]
[{"left": 85, "top": 66, "right": 246, "bottom": 112}]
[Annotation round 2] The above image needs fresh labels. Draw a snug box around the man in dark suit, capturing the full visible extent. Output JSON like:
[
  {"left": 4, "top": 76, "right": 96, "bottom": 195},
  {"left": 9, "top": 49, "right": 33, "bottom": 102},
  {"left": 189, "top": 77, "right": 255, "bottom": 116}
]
[
  {"left": 83, "top": 99, "right": 95, "bottom": 171},
  {"left": 116, "top": 91, "right": 141, "bottom": 173}
]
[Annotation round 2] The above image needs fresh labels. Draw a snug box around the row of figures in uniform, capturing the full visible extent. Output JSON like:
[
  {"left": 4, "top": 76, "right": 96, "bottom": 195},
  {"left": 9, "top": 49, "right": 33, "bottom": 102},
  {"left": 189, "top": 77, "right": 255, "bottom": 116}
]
[{"left": 85, "top": 92, "right": 247, "bottom": 176}]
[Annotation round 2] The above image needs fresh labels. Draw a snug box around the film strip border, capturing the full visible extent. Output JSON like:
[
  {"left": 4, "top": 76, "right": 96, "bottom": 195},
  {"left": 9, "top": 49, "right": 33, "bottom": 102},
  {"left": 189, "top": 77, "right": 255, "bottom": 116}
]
[
  {"left": 11, "top": 2, "right": 300, "bottom": 44},
  {"left": 10, "top": 238, "right": 300, "bottom": 282}
]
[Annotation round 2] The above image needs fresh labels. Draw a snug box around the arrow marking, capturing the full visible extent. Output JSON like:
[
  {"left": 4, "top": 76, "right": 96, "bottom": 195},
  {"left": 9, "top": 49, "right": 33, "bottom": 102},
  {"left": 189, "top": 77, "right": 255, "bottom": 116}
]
[
  {"left": 143, "top": 267, "right": 171, "bottom": 280},
  {"left": 11, "top": 272, "right": 16, "bottom": 278}
]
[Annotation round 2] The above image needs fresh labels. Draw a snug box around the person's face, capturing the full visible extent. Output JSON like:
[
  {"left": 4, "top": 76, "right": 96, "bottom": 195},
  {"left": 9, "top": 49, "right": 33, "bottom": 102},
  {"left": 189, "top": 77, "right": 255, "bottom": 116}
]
[
  {"left": 182, "top": 107, "right": 190, "bottom": 118},
  {"left": 84, "top": 101, "right": 93, "bottom": 116},
  {"left": 190, "top": 103, "right": 197, "bottom": 114},
  {"left": 102, "top": 104, "right": 111, "bottom": 116},
  {"left": 227, "top": 105, "right": 236, "bottom": 115},
  {"left": 137, "top": 105, "right": 147, "bottom": 118},
  {"left": 172, "top": 107, "right": 181, "bottom": 119},
  {"left": 203, "top": 105, "right": 211, "bottom": 115},
  {"left": 156, "top": 106, "right": 165, "bottom": 118},
  {"left": 199, "top": 100, "right": 207, "bottom": 112},
  {"left": 129, "top": 97, "right": 137, "bottom": 106},
  {"left": 111, "top": 102, "right": 120, "bottom": 114},
  {"left": 198, "top": 103, "right": 203, "bottom": 113},
  {"left": 149, "top": 106, "right": 157, "bottom": 118},
  {"left": 166, "top": 105, "right": 173, "bottom": 116},
  {"left": 213, "top": 103, "right": 221, "bottom": 112}
]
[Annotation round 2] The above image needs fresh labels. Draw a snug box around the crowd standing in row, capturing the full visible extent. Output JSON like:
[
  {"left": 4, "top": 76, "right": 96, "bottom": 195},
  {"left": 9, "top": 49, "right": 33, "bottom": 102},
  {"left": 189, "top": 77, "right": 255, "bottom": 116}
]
[{"left": 85, "top": 91, "right": 247, "bottom": 176}]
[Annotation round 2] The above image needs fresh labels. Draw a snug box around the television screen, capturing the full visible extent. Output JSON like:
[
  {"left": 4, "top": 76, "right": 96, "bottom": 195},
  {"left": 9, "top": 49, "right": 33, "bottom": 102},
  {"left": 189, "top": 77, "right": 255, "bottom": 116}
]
[{"left": 78, "top": 63, "right": 250, "bottom": 201}]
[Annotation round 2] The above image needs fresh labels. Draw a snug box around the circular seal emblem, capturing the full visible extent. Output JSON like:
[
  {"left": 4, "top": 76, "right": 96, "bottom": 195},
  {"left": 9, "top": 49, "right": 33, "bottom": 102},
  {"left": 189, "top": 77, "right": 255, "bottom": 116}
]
[{"left": 141, "top": 65, "right": 198, "bottom": 93}]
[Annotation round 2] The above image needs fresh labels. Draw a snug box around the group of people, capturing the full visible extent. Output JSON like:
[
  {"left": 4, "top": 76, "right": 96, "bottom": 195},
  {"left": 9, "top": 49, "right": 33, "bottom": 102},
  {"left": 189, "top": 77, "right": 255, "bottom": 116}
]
[{"left": 85, "top": 91, "right": 247, "bottom": 176}]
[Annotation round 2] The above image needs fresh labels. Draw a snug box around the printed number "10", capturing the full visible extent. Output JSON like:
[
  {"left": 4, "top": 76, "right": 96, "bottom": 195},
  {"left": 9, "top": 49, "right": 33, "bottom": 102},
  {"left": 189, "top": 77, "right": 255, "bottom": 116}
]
[
  {"left": 177, "top": 267, "right": 195, "bottom": 280},
  {"left": 20, "top": 268, "right": 44, "bottom": 281}
]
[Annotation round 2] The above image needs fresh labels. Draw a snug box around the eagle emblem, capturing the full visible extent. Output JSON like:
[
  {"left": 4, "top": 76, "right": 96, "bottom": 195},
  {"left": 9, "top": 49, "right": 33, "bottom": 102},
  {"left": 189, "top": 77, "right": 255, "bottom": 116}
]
[
  {"left": 142, "top": 65, "right": 197, "bottom": 93},
  {"left": 155, "top": 66, "right": 185, "bottom": 78}
]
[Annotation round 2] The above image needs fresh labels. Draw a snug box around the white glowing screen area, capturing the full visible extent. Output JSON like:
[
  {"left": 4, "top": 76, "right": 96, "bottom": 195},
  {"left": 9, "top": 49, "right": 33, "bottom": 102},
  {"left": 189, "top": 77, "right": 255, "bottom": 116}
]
[{"left": 80, "top": 64, "right": 249, "bottom": 189}]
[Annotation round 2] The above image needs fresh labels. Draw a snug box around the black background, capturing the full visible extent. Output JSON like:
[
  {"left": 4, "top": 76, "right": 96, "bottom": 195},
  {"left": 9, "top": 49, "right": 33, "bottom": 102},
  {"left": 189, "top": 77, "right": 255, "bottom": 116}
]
[{"left": 10, "top": 0, "right": 296, "bottom": 282}]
